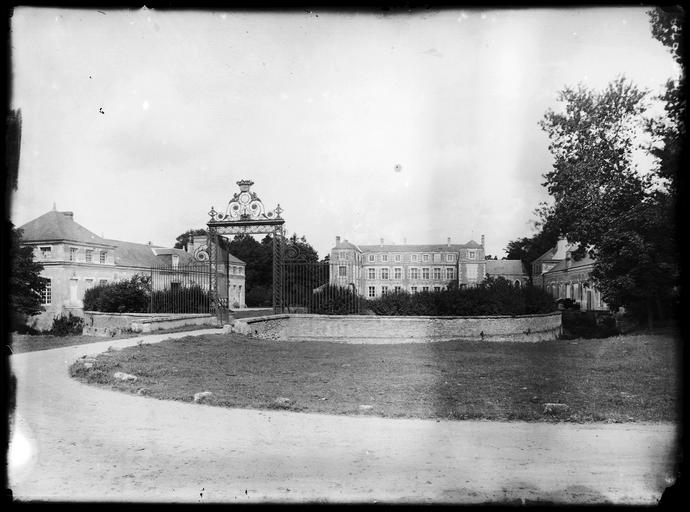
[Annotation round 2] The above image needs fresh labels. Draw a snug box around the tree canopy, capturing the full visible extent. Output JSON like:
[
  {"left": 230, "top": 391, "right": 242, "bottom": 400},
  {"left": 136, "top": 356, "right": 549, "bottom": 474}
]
[{"left": 9, "top": 225, "right": 48, "bottom": 326}]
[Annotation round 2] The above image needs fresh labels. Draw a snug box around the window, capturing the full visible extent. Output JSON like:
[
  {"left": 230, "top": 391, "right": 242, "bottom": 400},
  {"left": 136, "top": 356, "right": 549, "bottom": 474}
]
[
  {"left": 381, "top": 286, "right": 388, "bottom": 295},
  {"left": 40, "top": 246, "right": 52, "bottom": 259},
  {"left": 469, "top": 250, "right": 476, "bottom": 260},
  {"left": 423, "top": 254, "right": 430, "bottom": 262},
  {"left": 411, "top": 254, "right": 418, "bottom": 262},
  {"left": 410, "top": 286, "right": 418, "bottom": 293},
  {"left": 422, "top": 268, "right": 430, "bottom": 279},
  {"left": 446, "top": 268, "right": 455, "bottom": 279},
  {"left": 368, "top": 254, "right": 375, "bottom": 262},
  {"left": 434, "top": 286, "right": 441, "bottom": 292},
  {"left": 69, "top": 247, "right": 78, "bottom": 261},
  {"left": 99, "top": 279, "right": 108, "bottom": 286},
  {"left": 433, "top": 268, "right": 441, "bottom": 280},
  {"left": 338, "top": 266, "right": 347, "bottom": 277},
  {"left": 85, "top": 250, "right": 93, "bottom": 263},
  {"left": 394, "top": 286, "right": 402, "bottom": 293},
  {"left": 422, "top": 286, "right": 429, "bottom": 292},
  {"left": 446, "top": 254, "right": 454, "bottom": 262},
  {"left": 394, "top": 267, "right": 402, "bottom": 279},
  {"left": 395, "top": 254, "right": 401, "bottom": 262},
  {"left": 41, "top": 279, "right": 52, "bottom": 304},
  {"left": 99, "top": 251, "right": 107, "bottom": 264},
  {"left": 368, "top": 268, "right": 376, "bottom": 279},
  {"left": 172, "top": 254, "right": 179, "bottom": 269},
  {"left": 381, "top": 268, "right": 389, "bottom": 280},
  {"left": 410, "top": 268, "right": 419, "bottom": 279},
  {"left": 381, "top": 254, "right": 388, "bottom": 262},
  {"left": 86, "top": 278, "right": 94, "bottom": 287},
  {"left": 368, "top": 286, "right": 376, "bottom": 298}
]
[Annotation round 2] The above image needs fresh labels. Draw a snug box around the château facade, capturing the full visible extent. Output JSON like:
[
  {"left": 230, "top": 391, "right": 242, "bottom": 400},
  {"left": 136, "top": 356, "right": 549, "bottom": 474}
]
[{"left": 330, "top": 235, "right": 499, "bottom": 297}]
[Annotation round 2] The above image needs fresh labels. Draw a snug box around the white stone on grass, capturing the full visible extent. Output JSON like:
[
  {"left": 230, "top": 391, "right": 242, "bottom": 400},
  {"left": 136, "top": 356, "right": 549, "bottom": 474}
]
[
  {"left": 194, "top": 391, "right": 213, "bottom": 403},
  {"left": 113, "top": 372, "right": 137, "bottom": 382},
  {"left": 359, "top": 405, "right": 374, "bottom": 411}
]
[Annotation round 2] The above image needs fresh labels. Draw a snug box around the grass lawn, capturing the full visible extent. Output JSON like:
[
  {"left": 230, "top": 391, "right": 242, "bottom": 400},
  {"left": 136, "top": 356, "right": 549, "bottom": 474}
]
[
  {"left": 8, "top": 324, "right": 221, "bottom": 354},
  {"left": 69, "top": 331, "right": 680, "bottom": 423}
]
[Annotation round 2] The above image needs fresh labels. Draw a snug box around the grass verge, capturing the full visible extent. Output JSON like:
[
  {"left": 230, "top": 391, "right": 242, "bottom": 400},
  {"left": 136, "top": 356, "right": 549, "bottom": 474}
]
[
  {"left": 69, "top": 332, "right": 679, "bottom": 423},
  {"left": 9, "top": 324, "right": 220, "bottom": 354}
]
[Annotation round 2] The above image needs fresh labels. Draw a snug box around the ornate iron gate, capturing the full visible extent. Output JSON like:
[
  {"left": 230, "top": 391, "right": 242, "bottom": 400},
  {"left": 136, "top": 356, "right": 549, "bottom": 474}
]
[
  {"left": 282, "top": 260, "right": 363, "bottom": 314},
  {"left": 194, "top": 180, "right": 285, "bottom": 320}
]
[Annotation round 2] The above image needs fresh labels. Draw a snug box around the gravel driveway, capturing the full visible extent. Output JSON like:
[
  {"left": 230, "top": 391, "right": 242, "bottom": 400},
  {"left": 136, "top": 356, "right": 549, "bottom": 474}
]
[{"left": 8, "top": 330, "right": 679, "bottom": 504}]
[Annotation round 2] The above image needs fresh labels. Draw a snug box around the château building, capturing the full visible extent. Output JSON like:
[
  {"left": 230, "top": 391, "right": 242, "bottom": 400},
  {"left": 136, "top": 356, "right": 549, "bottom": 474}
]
[
  {"left": 329, "top": 235, "right": 527, "bottom": 297},
  {"left": 18, "top": 208, "right": 246, "bottom": 330}
]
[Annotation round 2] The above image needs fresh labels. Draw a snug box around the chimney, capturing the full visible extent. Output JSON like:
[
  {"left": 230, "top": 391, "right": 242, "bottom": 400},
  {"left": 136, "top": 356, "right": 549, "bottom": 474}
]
[
  {"left": 481, "top": 235, "right": 485, "bottom": 247},
  {"left": 447, "top": 237, "right": 451, "bottom": 247},
  {"left": 380, "top": 238, "right": 384, "bottom": 247},
  {"left": 335, "top": 236, "right": 341, "bottom": 246}
]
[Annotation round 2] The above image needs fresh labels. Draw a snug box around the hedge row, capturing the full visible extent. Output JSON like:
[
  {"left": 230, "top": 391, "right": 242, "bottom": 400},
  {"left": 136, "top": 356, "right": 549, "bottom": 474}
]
[{"left": 366, "top": 277, "right": 556, "bottom": 316}]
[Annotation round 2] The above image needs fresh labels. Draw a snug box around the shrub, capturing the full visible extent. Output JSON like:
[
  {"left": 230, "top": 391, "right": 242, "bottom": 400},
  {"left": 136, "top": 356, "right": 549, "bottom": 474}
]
[
  {"left": 83, "top": 275, "right": 150, "bottom": 313},
  {"left": 366, "top": 277, "right": 557, "bottom": 316},
  {"left": 50, "top": 313, "right": 84, "bottom": 336},
  {"left": 561, "top": 310, "right": 619, "bottom": 339},
  {"left": 311, "top": 284, "right": 365, "bottom": 315}
]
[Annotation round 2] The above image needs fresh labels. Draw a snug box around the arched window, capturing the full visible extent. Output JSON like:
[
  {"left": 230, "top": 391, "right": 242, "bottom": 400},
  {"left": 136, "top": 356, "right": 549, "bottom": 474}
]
[{"left": 514, "top": 280, "right": 521, "bottom": 288}]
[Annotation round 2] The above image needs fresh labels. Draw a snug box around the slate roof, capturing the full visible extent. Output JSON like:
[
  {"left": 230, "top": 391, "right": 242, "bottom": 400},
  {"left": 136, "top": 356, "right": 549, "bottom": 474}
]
[
  {"left": 543, "top": 253, "right": 596, "bottom": 275},
  {"left": 534, "top": 239, "right": 577, "bottom": 263},
  {"left": 485, "top": 259, "right": 527, "bottom": 276},
  {"left": 18, "top": 210, "right": 114, "bottom": 247},
  {"left": 19, "top": 209, "right": 244, "bottom": 268},
  {"left": 354, "top": 242, "right": 481, "bottom": 253}
]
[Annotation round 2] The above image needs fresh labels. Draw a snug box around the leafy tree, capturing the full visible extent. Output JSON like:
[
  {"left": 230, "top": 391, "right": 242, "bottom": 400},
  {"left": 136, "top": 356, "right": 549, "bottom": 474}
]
[
  {"left": 9, "top": 225, "right": 48, "bottom": 329},
  {"left": 504, "top": 207, "right": 561, "bottom": 278},
  {"left": 647, "top": 6, "right": 684, "bottom": 196},
  {"left": 540, "top": 76, "right": 679, "bottom": 326}
]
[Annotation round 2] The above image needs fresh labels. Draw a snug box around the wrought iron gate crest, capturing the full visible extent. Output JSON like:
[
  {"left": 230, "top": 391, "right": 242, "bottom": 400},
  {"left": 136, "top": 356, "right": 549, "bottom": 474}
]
[{"left": 203, "top": 179, "right": 286, "bottom": 320}]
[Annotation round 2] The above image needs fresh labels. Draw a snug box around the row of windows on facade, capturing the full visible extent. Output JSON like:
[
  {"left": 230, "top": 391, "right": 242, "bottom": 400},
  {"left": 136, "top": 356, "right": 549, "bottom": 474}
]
[
  {"left": 338, "top": 266, "right": 456, "bottom": 280},
  {"left": 40, "top": 246, "right": 109, "bottom": 264},
  {"left": 367, "top": 285, "right": 447, "bottom": 297},
  {"left": 39, "top": 278, "right": 111, "bottom": 305},
  {"left": 335, "top": 251, "right": 478, "bottom": 263}
]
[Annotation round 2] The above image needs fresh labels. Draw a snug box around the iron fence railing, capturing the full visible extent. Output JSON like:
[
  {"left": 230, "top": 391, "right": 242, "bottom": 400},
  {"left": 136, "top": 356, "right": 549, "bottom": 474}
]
[
  {"left": 282, "top": 261, "right": 363, "bottom": 314},
  {"left": 149, "top": 263, "right": 214, "bottom": 314}
]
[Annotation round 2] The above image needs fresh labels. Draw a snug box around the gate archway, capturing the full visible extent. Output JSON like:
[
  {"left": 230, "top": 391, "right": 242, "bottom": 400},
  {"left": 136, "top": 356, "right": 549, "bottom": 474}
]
[{"left": 193, "top": 179, "right": 285, "bottom": 321}]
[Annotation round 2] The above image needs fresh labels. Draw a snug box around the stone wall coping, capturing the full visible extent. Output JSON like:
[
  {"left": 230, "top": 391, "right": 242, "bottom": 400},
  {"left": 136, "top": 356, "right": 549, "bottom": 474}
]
[
  {"left": 243, "top": 312, "right": 560, "bottom": 322},
  {"left": 84, "top": 311, "right": 213, "bottom": 319}
]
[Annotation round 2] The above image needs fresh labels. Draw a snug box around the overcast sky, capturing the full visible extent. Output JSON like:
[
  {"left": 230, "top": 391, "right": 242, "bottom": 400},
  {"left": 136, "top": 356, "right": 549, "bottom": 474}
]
[{"left": 9, "top": 7, "right": 678, "bottom": 259}]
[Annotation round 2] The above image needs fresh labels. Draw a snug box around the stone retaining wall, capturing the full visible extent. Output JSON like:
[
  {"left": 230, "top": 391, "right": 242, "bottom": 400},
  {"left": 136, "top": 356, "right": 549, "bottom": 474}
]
[
  {"left": 83, "top": 312, "right": 219, "bottom": 337},
  {"left": 236, "top": 312, "right": 562, "bottom": 344}
]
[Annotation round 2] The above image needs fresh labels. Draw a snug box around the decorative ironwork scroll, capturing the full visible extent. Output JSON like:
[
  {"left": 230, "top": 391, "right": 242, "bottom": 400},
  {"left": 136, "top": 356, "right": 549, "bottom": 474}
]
[
  {"left": 193, "top": 243, "right": 209, "bottom": 262},
  {"left": 205, "top": 179, "right": 286, "bottom": 319},
  {"left": 210, "top": 180, "right": 283, "bottom": 223}
]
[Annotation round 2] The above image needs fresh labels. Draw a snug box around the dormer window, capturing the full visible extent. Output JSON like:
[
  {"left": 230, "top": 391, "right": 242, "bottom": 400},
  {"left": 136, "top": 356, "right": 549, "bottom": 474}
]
[
  {"left": 368, "top": 254, "right": 375, "bottom": 262},
  {"left": 468, "top": 250, "right": 476, "bottom": 260},
  {"left": 381, "top": 254, "right": 388, "bottom": 262},
  {"left": 172, "top": 254, "right": 179, "bottom": 269}
]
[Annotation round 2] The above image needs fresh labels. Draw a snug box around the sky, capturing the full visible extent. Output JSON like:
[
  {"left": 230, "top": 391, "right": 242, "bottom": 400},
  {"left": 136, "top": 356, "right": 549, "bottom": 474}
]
[{"left": 9, "top": 7, "right": 679, "bottom": 259}]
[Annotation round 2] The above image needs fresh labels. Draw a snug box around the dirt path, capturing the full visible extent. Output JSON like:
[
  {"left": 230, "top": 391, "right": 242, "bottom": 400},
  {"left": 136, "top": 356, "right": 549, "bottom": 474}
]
[{"left": 8, "top": 330, "right": 679, "bottom": 504}]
